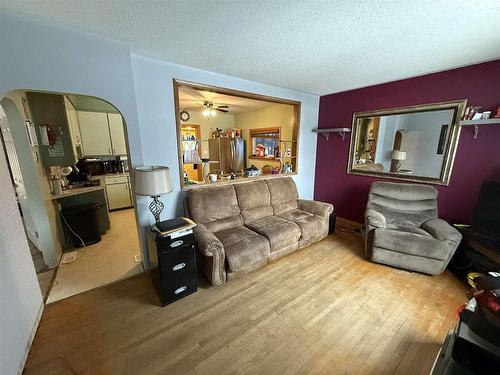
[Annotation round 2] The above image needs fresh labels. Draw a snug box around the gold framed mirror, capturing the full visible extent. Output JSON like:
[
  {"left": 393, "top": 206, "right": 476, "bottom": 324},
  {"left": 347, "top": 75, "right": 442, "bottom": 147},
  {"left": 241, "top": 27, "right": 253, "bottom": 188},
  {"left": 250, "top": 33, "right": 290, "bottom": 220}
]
[{"left": 347, "top": 100, "right": 467, "bottom": 185}]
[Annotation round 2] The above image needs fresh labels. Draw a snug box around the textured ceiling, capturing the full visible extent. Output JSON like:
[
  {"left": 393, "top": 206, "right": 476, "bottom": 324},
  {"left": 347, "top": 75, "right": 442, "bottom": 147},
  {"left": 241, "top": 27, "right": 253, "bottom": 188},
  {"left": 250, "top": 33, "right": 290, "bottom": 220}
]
[{"left": 3, "top": 1, "right": 500, "bottom": 95}]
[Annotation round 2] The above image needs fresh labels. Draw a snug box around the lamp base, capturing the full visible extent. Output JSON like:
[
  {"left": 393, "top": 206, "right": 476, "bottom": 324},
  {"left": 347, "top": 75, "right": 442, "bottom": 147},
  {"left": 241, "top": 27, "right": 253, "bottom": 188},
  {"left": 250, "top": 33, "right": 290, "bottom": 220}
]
[{"left": 149, "top": 195, "right": 164, "bottom": 224}]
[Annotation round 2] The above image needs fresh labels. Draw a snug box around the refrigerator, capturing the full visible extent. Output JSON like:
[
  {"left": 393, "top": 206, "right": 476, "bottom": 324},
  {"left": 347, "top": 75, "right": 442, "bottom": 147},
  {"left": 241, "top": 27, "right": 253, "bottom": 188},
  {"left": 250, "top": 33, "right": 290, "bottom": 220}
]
[{"left": 208, "top": 138, "right": 246, "bottom": 175}]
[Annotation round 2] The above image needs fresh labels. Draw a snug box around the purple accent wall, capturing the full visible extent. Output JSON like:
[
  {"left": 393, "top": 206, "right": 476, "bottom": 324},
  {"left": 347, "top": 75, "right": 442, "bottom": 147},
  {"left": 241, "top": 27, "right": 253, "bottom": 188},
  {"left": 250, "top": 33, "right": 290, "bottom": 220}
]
[{"left": 314, "top": 59, "right": 500, "bottom": 223}]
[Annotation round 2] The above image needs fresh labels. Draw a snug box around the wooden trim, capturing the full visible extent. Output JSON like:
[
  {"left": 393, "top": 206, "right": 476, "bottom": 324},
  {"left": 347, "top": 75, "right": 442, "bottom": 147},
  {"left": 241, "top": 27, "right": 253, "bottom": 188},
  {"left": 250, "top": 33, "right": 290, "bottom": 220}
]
[
  {"left": 174, "top": 79, "right": 301, "bottom": 106},
  {"left": 182, "top": 172, "right": 297, "bottom": 190},
  {"left": 173, "top": 79, "right": 301, "bottom": 188},
  {"left": 248, "top": 156, "right": 281, "bottom": 162},
  {"left": 249, "top": 127, "right": 281, "bottom": 136}
]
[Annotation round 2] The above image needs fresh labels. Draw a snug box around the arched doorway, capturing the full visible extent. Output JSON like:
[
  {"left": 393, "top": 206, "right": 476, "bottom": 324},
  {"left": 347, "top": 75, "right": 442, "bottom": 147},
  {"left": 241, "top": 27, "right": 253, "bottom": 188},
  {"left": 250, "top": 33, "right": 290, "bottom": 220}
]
[{"left": 1, "top": 90, "right": 143, "bottom": 303}]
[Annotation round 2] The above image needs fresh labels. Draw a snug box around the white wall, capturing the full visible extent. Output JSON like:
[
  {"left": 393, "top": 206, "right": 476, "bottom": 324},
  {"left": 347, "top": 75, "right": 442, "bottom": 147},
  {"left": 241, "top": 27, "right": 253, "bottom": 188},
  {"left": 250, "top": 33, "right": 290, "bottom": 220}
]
[
  {"left": 0, "top": 10, "right": 319, "bottom": 373},
  {"left": 132, "top": 53, "right": 320, "bottom": 228},
  {"left": 0, "top": 10, "right": 144, "bottom": 374},
  {"left": 0, "top": 135, "right": 43, "bottom": 375},
  {"left": 2, "top": 94, "right": 62, "bottom": 266}
]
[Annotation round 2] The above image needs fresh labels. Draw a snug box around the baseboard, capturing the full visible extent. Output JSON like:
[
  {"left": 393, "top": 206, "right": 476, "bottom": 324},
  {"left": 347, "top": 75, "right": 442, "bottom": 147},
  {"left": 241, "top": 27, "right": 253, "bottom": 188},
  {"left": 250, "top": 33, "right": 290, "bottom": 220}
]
[{"left": 17, "top": 300, "right": 44, "bottom": 375}]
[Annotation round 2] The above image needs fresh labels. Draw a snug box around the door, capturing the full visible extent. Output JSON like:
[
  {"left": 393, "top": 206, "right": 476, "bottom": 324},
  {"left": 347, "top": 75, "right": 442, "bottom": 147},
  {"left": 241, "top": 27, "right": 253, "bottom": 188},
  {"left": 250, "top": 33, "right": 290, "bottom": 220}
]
[
  {"left": 108, "top": 113, "right": 127, "bottom": 155},
  {"left": 0, "top": 107, "right": 40, "bottom": 248},
  {"left": 181, "top": 124, "right": 203, "bottom": 182},
  {"left": 106, "top": 183, "right": 132, "bottom": 210},
  {"left": 63, "top": 96, "right": 83, "bottom": 159},
  {"left": 77, "top": 111, "right": 112, "bottom": 156}
]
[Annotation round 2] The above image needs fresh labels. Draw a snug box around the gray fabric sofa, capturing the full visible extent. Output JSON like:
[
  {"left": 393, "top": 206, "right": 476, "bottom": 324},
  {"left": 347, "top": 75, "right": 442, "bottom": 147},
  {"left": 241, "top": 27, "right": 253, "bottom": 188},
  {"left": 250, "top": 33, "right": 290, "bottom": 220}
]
[
  {"left": 364, "top": 181, "right": 462, "bottom": 275},
  {"left": 186, "top": 177, "right": 334, "bottom": 286}
]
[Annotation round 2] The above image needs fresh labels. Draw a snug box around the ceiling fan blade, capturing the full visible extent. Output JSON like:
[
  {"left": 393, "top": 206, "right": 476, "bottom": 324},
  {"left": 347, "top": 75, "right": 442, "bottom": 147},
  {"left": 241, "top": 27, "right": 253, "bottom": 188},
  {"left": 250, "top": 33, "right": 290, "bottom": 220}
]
[
  {"left": 216, "top": 108, "right": 229, "bottom": 113},
  {"left": 216, "top": 105, "right": 229, "bottom": 109}
]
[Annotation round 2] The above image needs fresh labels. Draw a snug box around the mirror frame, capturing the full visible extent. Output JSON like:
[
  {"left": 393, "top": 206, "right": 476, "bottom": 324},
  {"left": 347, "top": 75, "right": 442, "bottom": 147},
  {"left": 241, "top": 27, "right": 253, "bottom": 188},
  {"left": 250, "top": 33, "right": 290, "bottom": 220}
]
[{"left": 347, "top": 99, "right": 467, "bottom": 186}]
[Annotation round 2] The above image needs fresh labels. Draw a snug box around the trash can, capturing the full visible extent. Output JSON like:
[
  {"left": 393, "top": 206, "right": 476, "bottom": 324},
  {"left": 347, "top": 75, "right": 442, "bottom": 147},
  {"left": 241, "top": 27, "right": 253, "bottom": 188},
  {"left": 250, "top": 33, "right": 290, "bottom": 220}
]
[{"left": 62, "top": 203, "right": 102, "bottom": 247}]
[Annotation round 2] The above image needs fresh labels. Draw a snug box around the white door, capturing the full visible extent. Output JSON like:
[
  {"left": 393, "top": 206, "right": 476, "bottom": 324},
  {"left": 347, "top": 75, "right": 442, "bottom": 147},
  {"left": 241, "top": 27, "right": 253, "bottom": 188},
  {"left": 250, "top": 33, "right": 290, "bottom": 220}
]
[
  {"left": 0, "top": 107, "right": 40, "bottom": 248},
  {"left": 77, "top": 111, "right": 112, "bottom": 156},
  {"left": 106, "top": 183, "right": 132, "bottom": 210},
  {"left": 64, "top": 96, "right": 83, "bottom": 159},
  {"left": 108, "top": 113, "right": 127, "bottom": 155}
]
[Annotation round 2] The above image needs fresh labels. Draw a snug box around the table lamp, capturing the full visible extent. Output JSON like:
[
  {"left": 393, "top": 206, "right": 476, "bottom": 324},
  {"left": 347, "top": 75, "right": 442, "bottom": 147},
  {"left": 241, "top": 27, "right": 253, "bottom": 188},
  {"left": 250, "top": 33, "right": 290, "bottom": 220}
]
[
  {"left": 134, "top": 166, "right": 173, "bottom": 224},
  {"left": 391, "top": 150, "right": 407, "bottom": 172}
]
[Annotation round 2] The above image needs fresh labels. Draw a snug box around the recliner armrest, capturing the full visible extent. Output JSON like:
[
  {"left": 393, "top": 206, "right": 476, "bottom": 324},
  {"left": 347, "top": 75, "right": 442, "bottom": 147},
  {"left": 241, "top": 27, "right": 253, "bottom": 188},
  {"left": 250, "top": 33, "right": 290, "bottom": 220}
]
[
  {"left": 421, "top": 218, "right": 462, "bottom": 243},
  {"left": 365, "top": 209, "right": 386, "bottom": 229},
  {"left": 193, "top": 223, "right": 224, "bottom": 257},
  {"left": 298, "top": 199, "right": 334, "bottom": 218}
]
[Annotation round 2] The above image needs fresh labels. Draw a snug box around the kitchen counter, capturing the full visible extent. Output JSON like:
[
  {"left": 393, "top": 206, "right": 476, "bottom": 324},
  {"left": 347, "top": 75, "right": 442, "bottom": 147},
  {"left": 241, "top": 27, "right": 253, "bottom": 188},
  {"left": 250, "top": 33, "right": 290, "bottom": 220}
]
[
  {"left": 91, "top": 172, "right": 130, "bottom": 180},
  {"left": 50, "top": 185, "right": 105, "bottom": 200}
]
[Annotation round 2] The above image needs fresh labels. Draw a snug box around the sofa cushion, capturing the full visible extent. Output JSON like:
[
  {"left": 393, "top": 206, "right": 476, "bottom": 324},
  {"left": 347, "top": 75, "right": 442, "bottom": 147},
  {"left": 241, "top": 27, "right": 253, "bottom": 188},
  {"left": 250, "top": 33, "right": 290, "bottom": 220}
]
[
  {"left": 188, "top": 185, "right": 243, "bottom": 232},
  {"left": 213, "top": 226, "right": 270, "bottom": 272},
  {"left": 279, "top": 210, "right": 326, "bottom": 242},
  {"left": 386, "top": 226, "right": 432, "bottom": 237},
  {"left": 245, "top": 215, "right": 301, "bottom": 251},
  {"left": 266, "top": 177, "right": 299, "bottom": 215},
  {"left": 234, "top": 181, "right": 273, "bottom": 222},
  {"left": 373, "top": 228, "right": 452, "bottom": 261}
]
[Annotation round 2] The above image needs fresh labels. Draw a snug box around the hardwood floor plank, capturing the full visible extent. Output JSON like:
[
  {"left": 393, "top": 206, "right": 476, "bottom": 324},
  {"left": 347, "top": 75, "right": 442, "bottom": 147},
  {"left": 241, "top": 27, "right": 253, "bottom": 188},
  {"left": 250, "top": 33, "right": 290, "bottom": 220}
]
[{"left": 24, "top": 231, "right": 466, "bottom": 374}]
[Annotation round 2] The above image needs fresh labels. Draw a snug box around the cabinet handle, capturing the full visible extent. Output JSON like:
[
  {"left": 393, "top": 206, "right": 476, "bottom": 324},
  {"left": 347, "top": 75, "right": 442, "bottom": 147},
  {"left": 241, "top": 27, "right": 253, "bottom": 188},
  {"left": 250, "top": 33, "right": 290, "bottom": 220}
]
[
  {"left": 170, "top": 240, "right": 184, "bottom": 248},
  {"left": 172, "top": 263, "right": 186, "bottom": 271},
  {"left": 108, "top": 147, "right": 111, "bottom": 154},
  {"left": 174, "top": 286, "right": 187, "bottom": 295}
]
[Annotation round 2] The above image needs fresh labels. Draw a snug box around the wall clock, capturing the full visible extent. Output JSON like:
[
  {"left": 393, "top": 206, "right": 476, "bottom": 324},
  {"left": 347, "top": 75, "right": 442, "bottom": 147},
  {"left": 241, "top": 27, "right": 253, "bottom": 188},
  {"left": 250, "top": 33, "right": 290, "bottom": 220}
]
[{"left": 180, "top": 111, "right": 190, "bottom": 122}]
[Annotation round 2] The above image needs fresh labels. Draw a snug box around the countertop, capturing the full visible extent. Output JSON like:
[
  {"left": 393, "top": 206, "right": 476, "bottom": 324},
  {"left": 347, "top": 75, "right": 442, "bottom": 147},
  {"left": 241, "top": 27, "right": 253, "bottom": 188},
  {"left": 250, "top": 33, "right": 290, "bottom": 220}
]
[
  {"left": 50, "top": 185, "right": 105, "bottom": 200},
  {"left": 91, "top": 172, "right": 130, "bottom": 180}
]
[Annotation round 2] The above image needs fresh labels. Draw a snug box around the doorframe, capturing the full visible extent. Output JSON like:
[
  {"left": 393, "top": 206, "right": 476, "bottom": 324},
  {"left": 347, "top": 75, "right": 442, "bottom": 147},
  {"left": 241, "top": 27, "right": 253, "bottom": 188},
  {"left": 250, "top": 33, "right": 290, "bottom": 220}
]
[{"left": 180, "top": 124, "right": 203, "bottom": 181}]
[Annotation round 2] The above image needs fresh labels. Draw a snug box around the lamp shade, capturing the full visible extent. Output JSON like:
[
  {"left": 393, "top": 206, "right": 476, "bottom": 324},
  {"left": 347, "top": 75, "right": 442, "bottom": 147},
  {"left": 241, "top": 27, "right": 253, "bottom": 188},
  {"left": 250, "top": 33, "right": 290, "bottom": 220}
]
[
  {"left": 134, "top": 166, "right": 173, "bottom": 196},
  {"left": 391, "top": 150, "right": 407, "bottom": 161}
]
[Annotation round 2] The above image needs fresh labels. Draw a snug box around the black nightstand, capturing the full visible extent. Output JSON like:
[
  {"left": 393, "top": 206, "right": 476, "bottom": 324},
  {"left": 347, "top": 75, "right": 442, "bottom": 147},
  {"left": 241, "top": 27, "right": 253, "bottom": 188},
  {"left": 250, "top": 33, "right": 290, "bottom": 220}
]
[{"left": 146, "top": 229, "right": 197, "bottom": 306}]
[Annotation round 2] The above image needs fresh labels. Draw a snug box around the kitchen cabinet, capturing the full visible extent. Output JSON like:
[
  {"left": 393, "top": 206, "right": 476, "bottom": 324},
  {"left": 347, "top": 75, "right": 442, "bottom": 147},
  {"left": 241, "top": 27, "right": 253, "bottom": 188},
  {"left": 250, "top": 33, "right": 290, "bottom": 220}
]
[
  {"left": 27, "top": 92, "right": 78, "bottom": 166},
  {"left": 108, "top": 113, "right": 127, "bottom": 155},
  {"left": 77, "top": 111, "right": 112, "bottom": 156},
  {"left": 106, "top": 182, "right": 132, "bottom": 210}
]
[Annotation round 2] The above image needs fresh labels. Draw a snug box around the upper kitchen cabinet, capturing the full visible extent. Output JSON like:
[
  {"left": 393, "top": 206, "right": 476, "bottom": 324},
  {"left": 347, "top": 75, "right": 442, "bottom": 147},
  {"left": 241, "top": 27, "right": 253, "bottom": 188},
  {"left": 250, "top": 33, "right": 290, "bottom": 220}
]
[
  {"left": 77, "top": 111, "right": 112, "bottom": 156},
  {"left": 108, "top": 113, "right": 127, "bottom": 155},
  {"left": 27, "top": 92, "right": 78, "bottom": 166}
]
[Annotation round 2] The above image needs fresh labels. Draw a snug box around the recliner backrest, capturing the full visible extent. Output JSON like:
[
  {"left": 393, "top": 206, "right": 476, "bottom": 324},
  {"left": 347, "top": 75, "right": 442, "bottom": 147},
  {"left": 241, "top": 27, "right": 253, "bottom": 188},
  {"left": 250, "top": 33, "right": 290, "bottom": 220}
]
[
  {"left": 187, "top": 185, "right": 243, "bottom": 232},
  {"left": 266, "top": 177, "right": 299, "bottom": 215},
  {"left": 234, "top": 181, "right": 273, "bottom": 223},
  {"left": 367, "top": 181, "right": 438, "bottom": 227}
]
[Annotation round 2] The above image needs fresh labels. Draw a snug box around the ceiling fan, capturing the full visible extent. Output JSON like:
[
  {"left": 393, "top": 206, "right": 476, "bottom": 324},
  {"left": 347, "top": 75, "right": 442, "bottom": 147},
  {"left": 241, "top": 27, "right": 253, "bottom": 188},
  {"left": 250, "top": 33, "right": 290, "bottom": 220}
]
[{"left": 202, "top": 101, "right": 229, "bottom": 117}]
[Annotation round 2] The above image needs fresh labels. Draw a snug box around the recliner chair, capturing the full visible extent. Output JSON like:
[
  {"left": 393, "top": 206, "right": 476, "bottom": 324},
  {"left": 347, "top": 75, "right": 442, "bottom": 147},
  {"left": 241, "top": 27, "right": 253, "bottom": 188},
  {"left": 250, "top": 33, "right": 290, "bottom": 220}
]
[{"left": 364, "top": 181, "right": 462, "bottom": 275}]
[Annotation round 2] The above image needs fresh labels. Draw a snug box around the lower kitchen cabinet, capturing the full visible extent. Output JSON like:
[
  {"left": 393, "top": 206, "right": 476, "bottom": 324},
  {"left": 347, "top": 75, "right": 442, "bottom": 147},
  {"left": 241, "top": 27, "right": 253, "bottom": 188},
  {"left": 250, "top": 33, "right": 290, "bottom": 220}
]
[{"left": 106, "top": 182, "right": 132, "bottom": 210}]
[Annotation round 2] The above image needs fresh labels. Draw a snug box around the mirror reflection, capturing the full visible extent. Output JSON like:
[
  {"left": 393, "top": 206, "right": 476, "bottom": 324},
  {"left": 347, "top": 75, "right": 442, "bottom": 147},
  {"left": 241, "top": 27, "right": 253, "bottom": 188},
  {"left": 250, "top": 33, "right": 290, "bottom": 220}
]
[{"left": 348, "top": 101, "right": 466, "bottom": 185}]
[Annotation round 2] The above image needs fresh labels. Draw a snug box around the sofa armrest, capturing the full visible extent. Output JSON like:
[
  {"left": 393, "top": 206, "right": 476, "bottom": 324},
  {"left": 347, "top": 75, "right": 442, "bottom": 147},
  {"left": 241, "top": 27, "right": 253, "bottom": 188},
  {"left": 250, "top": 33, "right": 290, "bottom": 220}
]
[
  {"left": 421, "top": 218, "right": 462, "bottom": 243},
  {"left": 193, "top": 223, "right": 227, "bottom": 286},
  {"left": 193, "top": 223, "right": 224, "bottom": 257},
  {"left": 298, "top": 199, "right": 334, "bottom": 218},
  {"left": 365, "top": 209, "right": 386, "bottom": 229}
]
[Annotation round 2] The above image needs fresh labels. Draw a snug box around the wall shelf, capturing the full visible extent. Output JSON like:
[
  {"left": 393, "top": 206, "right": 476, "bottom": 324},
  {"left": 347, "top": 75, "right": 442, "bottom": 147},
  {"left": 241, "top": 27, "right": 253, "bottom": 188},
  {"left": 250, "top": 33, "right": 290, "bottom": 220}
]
[
  {"left": 460, "top": 118, "right": 500, "bottom": 139},
  {"left": 312, "top": 127, "right": 351, "bottom": 141}
]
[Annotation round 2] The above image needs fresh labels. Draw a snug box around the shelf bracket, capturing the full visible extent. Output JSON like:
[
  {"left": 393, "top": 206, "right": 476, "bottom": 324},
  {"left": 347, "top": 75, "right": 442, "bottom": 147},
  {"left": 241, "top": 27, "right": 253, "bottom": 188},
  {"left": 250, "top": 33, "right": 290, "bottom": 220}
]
[{"left": 473, "top": 124, "right": 479, "bottom": 140}]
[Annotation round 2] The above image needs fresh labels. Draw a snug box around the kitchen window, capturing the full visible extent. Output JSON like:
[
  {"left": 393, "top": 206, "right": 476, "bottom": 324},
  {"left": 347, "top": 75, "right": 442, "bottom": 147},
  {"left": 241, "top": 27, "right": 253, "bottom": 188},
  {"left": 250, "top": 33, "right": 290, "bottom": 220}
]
[{"left": 250, "top": 128, "right": 280, "bottom": 159}]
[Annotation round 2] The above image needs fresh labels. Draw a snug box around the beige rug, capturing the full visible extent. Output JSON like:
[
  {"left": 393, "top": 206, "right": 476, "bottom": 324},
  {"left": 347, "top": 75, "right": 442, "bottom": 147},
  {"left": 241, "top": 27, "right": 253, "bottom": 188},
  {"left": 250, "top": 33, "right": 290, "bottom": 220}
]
[{"left": 47, "top": 208, "right": 144, "bottom": 303}]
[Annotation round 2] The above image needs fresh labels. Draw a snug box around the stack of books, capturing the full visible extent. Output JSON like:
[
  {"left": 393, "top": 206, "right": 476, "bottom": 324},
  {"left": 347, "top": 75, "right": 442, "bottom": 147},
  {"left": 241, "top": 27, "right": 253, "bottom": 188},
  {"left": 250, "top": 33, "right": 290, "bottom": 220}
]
[{"left": 152, "top": 217, "right": 196, "bottom": 238}]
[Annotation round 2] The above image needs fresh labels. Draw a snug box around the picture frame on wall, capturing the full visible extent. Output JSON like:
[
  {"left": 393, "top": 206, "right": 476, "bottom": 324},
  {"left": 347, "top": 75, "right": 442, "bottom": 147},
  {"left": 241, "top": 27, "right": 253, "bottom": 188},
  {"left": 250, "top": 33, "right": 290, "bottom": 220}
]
[{"left": 437, "top": 124, "right": 448, "bottom": 155}]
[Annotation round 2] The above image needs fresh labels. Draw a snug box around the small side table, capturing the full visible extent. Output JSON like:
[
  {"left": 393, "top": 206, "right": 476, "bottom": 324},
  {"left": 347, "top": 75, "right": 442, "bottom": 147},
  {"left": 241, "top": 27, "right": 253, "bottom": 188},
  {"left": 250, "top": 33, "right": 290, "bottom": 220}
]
[{"left": 146, "top": 228, "right": 197, "bottom": 306}]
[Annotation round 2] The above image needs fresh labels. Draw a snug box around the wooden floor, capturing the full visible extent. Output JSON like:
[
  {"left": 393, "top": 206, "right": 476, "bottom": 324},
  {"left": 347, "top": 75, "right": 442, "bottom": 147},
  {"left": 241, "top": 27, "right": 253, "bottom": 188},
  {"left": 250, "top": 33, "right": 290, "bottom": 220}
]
[{"left": 24, "top": 229, "right": 466, "bottom": 375}]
